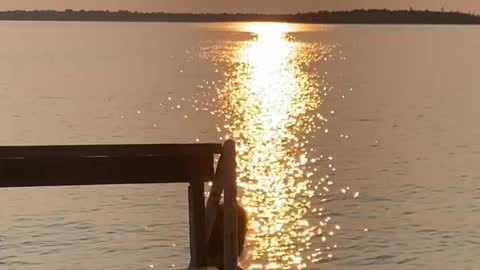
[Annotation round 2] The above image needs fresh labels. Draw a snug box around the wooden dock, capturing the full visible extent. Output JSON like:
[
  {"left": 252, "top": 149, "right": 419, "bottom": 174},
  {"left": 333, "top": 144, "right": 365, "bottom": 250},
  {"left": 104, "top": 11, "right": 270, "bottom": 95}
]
[{"left": 0, "top": 141, "right": 238, "bottom": 270}]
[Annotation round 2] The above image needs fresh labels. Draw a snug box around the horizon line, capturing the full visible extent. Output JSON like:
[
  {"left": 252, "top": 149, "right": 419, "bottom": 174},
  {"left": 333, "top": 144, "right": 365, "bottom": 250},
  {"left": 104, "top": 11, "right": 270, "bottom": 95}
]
[{"left": 0, "top": 8, "right": 478, "bottom": 16}]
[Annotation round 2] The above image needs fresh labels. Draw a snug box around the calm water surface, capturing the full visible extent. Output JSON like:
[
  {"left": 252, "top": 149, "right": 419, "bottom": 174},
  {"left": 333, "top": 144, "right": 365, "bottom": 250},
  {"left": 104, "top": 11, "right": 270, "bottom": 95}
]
[{"left": 0, "top": 22, "right": 480, "bottom": 270}]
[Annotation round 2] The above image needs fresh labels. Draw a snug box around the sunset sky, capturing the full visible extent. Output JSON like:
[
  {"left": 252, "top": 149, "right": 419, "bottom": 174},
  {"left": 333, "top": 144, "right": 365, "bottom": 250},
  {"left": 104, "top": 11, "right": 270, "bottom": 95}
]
[{"left": 0, "top": 0, "right": 478, "bottom": 14}]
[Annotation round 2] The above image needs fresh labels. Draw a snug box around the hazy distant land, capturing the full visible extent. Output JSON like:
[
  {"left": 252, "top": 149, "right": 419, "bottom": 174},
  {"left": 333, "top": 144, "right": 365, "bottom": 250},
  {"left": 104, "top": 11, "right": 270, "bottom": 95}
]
[{"left": 1, "top": 9, "right": 480, "bottom": 24}]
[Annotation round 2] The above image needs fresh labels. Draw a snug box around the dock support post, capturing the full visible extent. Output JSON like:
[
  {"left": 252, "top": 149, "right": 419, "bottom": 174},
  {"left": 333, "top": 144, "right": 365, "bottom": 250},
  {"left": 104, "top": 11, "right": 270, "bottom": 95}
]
[
  {"left": 222, "top": 140, "right": 238, "bottom": 270},
  {"left": 205, "top": 151, "right": 224, "bottom": 242},
  {"left": 188, "top": 157, "right": 208, "bottom": 268}
]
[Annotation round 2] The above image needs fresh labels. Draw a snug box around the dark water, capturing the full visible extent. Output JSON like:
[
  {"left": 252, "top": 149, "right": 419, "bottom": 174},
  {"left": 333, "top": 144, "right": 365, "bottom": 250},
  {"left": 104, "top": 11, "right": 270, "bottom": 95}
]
[{"left": 0, "top": 22, "right": 479, "bottom": 270}]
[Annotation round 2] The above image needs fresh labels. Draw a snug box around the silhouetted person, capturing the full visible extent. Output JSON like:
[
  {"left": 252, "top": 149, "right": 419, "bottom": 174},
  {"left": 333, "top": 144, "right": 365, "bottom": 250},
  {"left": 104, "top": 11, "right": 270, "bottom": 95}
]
[{"left": 207, "top": 204, "right": 247, "bottom": 270}]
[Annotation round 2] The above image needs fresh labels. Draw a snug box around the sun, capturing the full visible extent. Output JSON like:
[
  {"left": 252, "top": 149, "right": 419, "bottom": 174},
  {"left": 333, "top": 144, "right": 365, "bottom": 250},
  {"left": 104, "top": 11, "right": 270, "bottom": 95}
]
[{"left": 243, "top": 22, "right": 292, "bottom": 41}]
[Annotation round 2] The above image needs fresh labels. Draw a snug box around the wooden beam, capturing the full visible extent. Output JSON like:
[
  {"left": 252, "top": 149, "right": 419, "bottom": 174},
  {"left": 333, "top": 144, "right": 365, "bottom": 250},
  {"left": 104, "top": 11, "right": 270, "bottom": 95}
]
[
  {"left": 0, "top": 155, "right": 214, "bottom": 187},
  {"left": 0, "top": 144, "right": 222, "bottom": 159}
]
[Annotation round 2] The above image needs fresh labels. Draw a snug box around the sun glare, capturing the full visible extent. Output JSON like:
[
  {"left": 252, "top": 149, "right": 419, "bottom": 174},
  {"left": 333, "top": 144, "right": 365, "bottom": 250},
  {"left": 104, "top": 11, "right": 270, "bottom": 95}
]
[
  {"left": 243, "top": 22, "right": 291, "bottom": 40},
  {"left": 218, "top": 23, "right": 327, "bottom": 269},
  {"left": 201, "top": 22, "right": 340, "bottom": 269}
]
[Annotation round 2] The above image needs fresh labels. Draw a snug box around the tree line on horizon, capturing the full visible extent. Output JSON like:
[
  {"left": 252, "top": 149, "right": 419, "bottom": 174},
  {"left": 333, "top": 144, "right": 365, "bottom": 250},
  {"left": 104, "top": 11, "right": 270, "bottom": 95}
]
[{"left": 0, "top": 9, "right": 480, "bottom": 24}]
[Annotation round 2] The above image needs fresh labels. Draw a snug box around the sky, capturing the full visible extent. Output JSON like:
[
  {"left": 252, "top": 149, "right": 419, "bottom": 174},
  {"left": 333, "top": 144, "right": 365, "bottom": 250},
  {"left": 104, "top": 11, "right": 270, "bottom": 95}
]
[{"left": 0, "top": 0, "right": 478, "bottom": 14}]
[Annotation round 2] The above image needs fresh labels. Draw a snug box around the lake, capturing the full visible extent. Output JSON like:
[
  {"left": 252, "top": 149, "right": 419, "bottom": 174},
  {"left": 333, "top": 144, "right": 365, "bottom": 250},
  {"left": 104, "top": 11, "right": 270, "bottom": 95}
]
[{"left": 0, "top": 21, "right": 479, "bottom": 270}]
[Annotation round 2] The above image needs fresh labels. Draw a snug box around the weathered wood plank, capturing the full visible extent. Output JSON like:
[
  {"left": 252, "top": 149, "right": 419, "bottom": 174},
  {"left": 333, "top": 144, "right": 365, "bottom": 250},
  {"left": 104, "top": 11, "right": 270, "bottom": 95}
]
[
  {"left": 0, "top": 144, "right": 222, "bottom": 159},
  {"left": 0, "top": 155, "right": 215, "bottom": 187}
]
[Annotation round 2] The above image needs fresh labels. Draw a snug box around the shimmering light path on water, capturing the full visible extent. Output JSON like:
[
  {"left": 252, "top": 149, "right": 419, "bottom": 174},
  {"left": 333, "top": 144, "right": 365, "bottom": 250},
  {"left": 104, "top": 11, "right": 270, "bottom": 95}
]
[{"left": 202, "top": 23, "right": 351, "bottom": 269}]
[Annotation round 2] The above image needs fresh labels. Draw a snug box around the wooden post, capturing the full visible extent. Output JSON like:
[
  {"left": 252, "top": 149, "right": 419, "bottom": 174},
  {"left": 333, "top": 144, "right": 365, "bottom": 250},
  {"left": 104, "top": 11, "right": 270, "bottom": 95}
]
[
  {"left": 188, "top": 158, "right": 208, "bottom": 268},
  {"left": 188, "top": 186, "right": 198, "bottom": 267},
  {"left": 205, "top": 153, "right": 224, "bottom": 242},
  {"left": 222, "top": 140, "right": 237, "bottom": 270}
]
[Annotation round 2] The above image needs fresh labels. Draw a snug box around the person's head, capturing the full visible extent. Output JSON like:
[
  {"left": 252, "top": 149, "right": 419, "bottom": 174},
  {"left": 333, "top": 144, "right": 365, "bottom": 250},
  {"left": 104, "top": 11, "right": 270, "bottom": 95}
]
[{"left": 208, "top": 203, "right": 248, "bottom": 268}]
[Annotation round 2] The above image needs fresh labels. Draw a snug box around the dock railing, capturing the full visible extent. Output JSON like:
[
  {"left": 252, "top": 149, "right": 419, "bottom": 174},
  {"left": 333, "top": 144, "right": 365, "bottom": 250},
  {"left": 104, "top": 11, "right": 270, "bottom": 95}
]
[{"left": 0, "top": 140, "right": 238, "bottom": 270}]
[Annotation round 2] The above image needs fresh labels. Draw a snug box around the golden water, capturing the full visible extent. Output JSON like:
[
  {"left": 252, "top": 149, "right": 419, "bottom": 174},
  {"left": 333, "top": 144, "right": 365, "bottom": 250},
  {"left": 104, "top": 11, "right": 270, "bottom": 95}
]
[{"left": 206, "top": 23, "right": 341, "bottom": 269}]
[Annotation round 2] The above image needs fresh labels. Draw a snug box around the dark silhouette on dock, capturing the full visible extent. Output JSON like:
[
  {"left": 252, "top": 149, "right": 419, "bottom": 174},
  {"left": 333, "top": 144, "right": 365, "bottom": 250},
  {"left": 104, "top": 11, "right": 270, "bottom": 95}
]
[
  {"left": 1, "top": 9, "right": 480, "bottom": 24},
  {"left": 208, "top": 203, "right": 247, "bottom": 270}
]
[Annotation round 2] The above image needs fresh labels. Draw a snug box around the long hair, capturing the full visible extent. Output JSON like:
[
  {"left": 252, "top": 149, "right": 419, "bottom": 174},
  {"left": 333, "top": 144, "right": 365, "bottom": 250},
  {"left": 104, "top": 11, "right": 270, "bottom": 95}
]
[{"left": 208, "top": 204, "right": 248, "bottom": 265}]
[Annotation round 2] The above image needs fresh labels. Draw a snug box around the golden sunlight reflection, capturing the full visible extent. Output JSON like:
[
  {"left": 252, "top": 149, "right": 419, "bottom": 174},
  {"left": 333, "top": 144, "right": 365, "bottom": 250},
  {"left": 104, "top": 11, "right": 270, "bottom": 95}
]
[
  {"left": 208, "top": 22, "right": 339, "bottom": 269},
  {"left": 121, "top": 21, "right": 359, "bottom": 269}
]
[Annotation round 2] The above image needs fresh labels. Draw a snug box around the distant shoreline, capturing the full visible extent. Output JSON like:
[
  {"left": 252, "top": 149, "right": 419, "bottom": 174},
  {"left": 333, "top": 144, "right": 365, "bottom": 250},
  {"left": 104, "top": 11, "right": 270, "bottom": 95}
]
[{"left": 1, "top": 9, "right": 480, "bottom": 24}]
